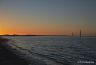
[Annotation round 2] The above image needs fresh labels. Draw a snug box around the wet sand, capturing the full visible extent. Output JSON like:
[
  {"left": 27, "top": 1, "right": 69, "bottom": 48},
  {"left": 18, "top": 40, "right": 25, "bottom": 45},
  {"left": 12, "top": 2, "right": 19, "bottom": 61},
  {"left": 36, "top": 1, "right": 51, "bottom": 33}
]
[{"left": 0, "top": 37, "right": 28, "bottom": 65}]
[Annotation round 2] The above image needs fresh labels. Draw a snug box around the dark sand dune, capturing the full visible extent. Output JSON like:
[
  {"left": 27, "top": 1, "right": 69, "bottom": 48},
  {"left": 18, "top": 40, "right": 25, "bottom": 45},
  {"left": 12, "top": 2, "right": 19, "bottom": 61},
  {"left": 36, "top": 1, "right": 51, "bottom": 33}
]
[{"left": 0, "top": 37, "right": 28, "bottom": 65}]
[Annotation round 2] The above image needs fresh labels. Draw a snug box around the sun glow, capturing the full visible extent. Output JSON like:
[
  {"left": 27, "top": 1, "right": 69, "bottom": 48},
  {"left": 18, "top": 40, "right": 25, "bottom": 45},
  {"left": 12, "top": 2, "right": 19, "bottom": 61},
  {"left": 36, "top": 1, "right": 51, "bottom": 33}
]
[{"left": 0, "top": 0, "right": 96, "bottom": 36}]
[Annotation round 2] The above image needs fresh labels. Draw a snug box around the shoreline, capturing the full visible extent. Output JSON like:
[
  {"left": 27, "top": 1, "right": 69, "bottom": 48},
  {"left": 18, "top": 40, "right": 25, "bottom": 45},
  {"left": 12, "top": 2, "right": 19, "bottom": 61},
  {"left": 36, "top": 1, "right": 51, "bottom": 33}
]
[
  {"left": 1, "top": 35, "right": 96, "bottom": 37},
  {"left": 0, "top": 37, "right": 29, "bottom": 65}
]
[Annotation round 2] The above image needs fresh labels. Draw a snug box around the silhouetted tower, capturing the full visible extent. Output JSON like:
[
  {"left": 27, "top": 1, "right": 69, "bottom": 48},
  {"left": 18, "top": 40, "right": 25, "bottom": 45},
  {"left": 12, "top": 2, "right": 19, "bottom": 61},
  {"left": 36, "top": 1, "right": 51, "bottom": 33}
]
[
  {"left": 72, "top": 32, "right": 74, "bottom": 36},
  {"left": 80, "top": 30, "right": 82, "bottom": 38}
]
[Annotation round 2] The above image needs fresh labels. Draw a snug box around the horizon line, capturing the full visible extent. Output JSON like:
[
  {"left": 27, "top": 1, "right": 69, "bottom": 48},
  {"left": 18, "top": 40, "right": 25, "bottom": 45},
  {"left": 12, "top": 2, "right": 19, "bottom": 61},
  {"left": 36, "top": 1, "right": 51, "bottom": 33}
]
[{"left": 0, "top": 34, "right": 96, "bottom": 37}]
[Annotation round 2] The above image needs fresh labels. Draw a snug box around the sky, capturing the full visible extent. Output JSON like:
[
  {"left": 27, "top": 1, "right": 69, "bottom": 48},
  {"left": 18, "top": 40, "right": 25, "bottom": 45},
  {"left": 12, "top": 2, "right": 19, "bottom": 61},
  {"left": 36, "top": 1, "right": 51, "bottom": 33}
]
[{"left": 0, "top": 0, "right": 96, "bottom": 36}]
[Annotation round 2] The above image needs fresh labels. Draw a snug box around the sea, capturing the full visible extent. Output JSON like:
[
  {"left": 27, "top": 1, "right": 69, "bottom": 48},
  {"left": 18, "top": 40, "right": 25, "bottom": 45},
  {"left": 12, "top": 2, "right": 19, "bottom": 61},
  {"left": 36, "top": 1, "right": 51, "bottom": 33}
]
[{"left": 3, "top": 36, "right": 96, "bottom": 65}]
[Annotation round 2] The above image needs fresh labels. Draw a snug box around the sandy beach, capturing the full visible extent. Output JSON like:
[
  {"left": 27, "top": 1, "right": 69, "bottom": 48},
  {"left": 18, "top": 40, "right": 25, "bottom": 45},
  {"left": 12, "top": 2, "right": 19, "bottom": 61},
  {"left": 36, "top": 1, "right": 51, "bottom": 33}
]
[{"left": 0, "top": 37, "right": 28, "bottom": 65}]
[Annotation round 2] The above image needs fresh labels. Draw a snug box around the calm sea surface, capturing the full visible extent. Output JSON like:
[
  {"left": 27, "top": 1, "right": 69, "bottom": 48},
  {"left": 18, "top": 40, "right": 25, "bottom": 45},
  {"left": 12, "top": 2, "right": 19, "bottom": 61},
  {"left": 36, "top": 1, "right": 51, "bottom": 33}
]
[{"left": 3, "top": 36, "right": 96, "bottom": 65}]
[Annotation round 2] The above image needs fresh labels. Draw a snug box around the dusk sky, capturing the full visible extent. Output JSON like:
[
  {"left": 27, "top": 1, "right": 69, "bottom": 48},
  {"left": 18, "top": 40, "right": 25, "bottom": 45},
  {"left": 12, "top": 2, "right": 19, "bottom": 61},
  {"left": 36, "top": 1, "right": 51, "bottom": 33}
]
[{"left": 0, "top": 0, "right": 96, "bottom": 35}]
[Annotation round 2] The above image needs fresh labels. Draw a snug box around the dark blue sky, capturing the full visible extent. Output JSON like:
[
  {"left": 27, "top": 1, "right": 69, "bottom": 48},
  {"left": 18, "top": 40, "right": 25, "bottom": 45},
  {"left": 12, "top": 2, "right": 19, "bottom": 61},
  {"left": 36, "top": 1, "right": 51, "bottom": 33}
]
[{"left": 0, "top": 0, "right": 96, "bottom": 35}]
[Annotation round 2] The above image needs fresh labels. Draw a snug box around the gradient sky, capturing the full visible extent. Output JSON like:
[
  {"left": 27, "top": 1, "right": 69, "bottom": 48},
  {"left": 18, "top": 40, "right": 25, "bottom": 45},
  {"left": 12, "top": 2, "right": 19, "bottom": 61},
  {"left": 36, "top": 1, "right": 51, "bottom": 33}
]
[{"left": 0, "top": 0, "right": 96, "bottom": 35}]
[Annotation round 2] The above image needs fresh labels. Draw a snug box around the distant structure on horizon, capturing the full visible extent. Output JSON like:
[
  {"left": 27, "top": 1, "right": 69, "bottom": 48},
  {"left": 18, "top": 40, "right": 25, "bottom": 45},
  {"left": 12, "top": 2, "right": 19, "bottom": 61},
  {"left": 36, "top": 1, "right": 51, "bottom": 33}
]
[
  {"left": 80, "top": 30, "right": 82, "bottom": 38},
  {"left": 72, "top": 32, "right": 74, "bottom": 36}
]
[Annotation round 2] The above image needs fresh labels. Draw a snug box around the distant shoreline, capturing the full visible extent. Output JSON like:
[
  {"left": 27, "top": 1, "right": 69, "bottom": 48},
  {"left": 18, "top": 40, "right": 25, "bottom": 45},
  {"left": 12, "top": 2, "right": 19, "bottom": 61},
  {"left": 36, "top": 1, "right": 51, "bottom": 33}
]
[
  {"left": 0, "top": 35, "right": 70, "bottom": 36},
  {"left": 0, "top": 35, "right": 96, "bottom": 37}
]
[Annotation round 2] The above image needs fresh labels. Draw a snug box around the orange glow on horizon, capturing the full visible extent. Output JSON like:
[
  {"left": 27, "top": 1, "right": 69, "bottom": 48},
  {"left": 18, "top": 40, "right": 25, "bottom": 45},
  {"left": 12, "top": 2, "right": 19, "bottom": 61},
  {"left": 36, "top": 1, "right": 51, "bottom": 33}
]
[{"left": 0, "top": 12, "right": 96, "bottom": 36}]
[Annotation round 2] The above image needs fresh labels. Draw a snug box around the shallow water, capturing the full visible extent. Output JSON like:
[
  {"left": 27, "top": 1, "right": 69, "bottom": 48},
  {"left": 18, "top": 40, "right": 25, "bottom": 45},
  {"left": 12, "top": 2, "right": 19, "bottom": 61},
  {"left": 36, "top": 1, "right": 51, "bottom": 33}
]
[{"left": 3, "top": 36, "right": 96, "bottom": 65}]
